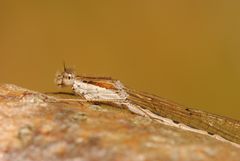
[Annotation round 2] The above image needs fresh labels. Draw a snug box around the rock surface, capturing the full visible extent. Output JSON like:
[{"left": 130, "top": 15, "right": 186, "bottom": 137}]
[{"left": 0, "top": 84, "right": 239, "bottom": 161}]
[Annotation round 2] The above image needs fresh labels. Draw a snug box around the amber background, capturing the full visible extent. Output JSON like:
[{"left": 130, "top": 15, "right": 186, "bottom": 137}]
[{"left": 1, "top": 1, "right": 240, "bottom": 119}]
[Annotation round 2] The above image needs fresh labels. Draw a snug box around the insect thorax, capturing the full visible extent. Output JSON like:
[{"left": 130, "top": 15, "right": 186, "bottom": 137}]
[{"left": 72, "top": 80, "right": 128, "bottom": 101}]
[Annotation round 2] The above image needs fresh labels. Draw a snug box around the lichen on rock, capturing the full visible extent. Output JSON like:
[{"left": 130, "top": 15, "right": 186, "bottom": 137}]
[{"left": 0, "top": 84, "right": 239, "bottom": 161}]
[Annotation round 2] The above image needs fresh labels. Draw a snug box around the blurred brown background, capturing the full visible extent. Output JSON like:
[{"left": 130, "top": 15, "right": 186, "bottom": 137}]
[{"left": 0, "top": 1, "right": 240, "bottom": 119}]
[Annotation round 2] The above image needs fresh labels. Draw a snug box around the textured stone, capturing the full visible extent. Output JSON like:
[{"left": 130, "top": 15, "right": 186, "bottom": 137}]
[{"left": 0, "top": 84, "right": 239, "bottom": 161}]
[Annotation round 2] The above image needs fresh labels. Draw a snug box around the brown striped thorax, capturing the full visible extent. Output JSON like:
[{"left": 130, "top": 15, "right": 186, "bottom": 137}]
[{"left": 55, "top": 65, "right": 128, "bottom": 101}]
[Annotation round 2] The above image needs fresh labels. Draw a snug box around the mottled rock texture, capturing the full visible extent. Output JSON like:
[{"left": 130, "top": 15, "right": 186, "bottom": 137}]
[{"left": 0, "top": 84, "right": 239, "bottom": 161}]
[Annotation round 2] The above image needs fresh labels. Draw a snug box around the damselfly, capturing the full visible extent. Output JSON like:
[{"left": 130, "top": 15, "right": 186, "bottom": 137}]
[{"left": 54, "top": 64, "right": 240, "bottom": 146}]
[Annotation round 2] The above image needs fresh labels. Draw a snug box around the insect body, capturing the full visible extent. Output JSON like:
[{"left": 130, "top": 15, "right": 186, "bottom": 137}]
[
  {"left": 55, "top": 67, "right": 128, "bottom": 101},
  {"left": 55, "top": 65, "right": 240, "bottom": 147}
]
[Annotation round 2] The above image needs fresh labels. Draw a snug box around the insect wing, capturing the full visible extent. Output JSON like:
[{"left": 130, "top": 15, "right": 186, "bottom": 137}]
[{"left": 125, "top": 88, "right": 240, "bottom": 145}]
